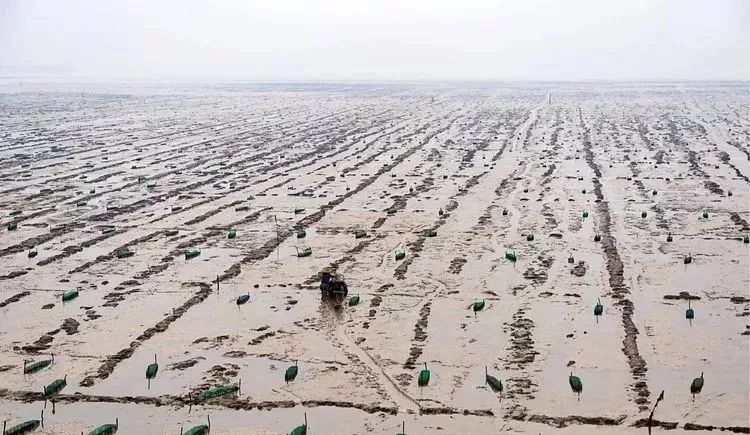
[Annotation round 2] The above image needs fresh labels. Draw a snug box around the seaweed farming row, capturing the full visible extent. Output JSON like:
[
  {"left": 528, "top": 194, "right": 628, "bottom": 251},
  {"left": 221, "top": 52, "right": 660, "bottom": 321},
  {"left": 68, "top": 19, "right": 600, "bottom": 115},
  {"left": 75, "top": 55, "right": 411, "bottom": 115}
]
[{"left": 0, "top": 82, "right": 748, "bottom": 434}]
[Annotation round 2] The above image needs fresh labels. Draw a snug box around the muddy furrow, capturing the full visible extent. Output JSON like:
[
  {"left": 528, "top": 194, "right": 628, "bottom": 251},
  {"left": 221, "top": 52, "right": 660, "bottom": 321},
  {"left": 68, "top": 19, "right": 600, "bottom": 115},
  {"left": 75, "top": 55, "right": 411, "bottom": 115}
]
[
  {"left": 219, "top": 119, "right": 458, "bottom": 282},
  {"left": 580, "top": 108, "right": 650, "bottom": 411}
]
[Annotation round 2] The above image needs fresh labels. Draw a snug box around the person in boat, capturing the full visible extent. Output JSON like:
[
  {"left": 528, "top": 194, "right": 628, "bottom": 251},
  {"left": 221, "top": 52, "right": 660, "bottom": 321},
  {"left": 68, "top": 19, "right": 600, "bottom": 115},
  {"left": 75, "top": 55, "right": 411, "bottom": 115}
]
[{"left": 320, "top": 267, "right": 348, "bottom": 299}]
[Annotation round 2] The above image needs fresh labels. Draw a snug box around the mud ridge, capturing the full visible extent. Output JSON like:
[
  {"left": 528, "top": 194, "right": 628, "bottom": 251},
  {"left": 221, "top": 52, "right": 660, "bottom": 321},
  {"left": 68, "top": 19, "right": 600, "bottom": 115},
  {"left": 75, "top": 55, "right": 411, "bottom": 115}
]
[{"left": 580, "top": 108, "right": 650, "bottom": 411}]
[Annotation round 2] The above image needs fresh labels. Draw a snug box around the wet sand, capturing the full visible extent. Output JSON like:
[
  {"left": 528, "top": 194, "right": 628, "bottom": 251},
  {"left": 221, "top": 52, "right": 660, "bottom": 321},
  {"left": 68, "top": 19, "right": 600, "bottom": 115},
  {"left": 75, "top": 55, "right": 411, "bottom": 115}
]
[{"left": 0, "top": 81, "right": 748, "bottom": 434}]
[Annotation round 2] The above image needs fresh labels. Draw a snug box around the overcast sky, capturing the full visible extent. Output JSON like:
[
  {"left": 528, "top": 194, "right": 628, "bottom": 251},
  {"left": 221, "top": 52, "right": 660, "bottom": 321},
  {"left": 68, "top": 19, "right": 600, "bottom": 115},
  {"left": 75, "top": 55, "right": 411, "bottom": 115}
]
[{"left": 1, "top": 0, "right": 748, "bottom": 81}]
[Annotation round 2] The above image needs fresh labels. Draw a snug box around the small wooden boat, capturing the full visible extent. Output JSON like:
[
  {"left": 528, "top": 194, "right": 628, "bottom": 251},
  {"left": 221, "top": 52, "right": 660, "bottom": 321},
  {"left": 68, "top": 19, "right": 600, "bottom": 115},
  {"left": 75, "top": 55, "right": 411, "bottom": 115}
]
[
  {"left": 62, "top": 290, "right": 79, "bottom": 302},
  {"left": 146, "top": 355, "right": 158, "bottom": 380},
  {"left": 702, "top": 211, "right": 709, "bottom": 219},
  {"left": 44, "top": 375, "right": 67, "bottom": 397},
  {"left": 28, "top": 249, "right": 38, "bottom": 258},
  {"left": 297, "top": 229, "right": 306, "bottom": 239},
  {"left": 594, "top": 234, "right": 601, "bottom": 242},
  {"left": 24, "top": 355, "right": 54, "bottom": 374},
  {"left": 686, "top": 301, "right": 695, "bottom": 320},
  {"left": 3, "top": 410, "right": 43, "bottom": 435},
  {"left": 9, "top": 209, "right": 22, "bottom": 216},
  {"left": 667, "top": 233, "right": 673, "bottom": 242},
  {"left": 289, "top": 413, "right": 307, "bottom": 435},
  {"left": 569, "top": 372, "right": 583, "bottom": 394},
  {"left": 146, "top": 183, "right": 157, "bottom": 189},
  {"left": 594, "top": 299, "right": 603, "bottom": 316},
  {"left": 227, "top": 229, "right": 237, "bottom": 239},
  {"left": 354, "top": 229, "right": 367, "bottom": 239},
  {"left": 235, "top": 206, "right": 250, "bottom": 212},
  {"left": 526, "top": 233, "right": 535, "bottom": 241},
  {"left": 438, "top": 208, "right": 444, "bottom": 216},
  {"left": 165, "top": 229, "right": 179, "bottom": 237},
  {"left": 6, "top": 222, "right": 17, "bottom": 231},
  {"left": 181, "top": 416, "right": 210, "bottom": 435},
  {"left": 395, "top": 249, "right": 405, "bottom": 261},
  {"left": 502, "top": 208, "right": 508, "bottom": 216},
  {"left": 88, "top": 418, "right": 117, "bottom": 435},
  {"left": 485, "top": 367, "right": 503, "bottom": 393},
  {"left": 185, "top": 250, "right": 201, "bottom": 260},
  {"left": 567, "top": 254, "right": 574, "bottom": 264},
  {"left": 425, "top": 229, "right": 437, "bottom": 237},
  {"left": 116, "top": 248, "right": 134, "bottom": 259},
  {"left": 684, "top": 254, "right": 693, "bottom": 264},
  {"left": 197, "top": 381, "right": 240, "bottom": 400},
  {"left": 236, "top": 294, "right": 250, "bottom": 305},
  {"left": 101, "top": 228, "right": 116, "bottom": 235},
  {"left": 417, "top": 363, "right": 430, "bottom": 387},
  {"left": 744, "top": 235, "right": 749, "bottom": 244},
  {"left": 76, "top": 200, "right": 87, "bottom": 207},
  {"left": 294, "top": 208, "right": 305, "bottom": 215},
  {"left": 728, "top": 190, "right": 733, "bottom": 197},
  {"left": 473, "top": 300, "right": 485, "bottom": 313},
  {"left": 641, "top": 211, "right": 647, "bottom": 218},
  {"left": 297, "top": 247, "right": 312, "bottom": 258},
  {"left": 691, "top": 372, "right": 704, "bottom": 396},
  {"left": 285, "top": 361, "right": 298, "bottom": 383},
  {"left": 582, "top": 189, "right": 587, "bottom": 194},
  {"left": 348, "top": 294, "right": 360, "bottom": 306},
  {"left": 505, "top": 251, "right": 517, "bottom": 263},
  {"left": 582, "top": 211, "right": 589, "bottom": 218}
]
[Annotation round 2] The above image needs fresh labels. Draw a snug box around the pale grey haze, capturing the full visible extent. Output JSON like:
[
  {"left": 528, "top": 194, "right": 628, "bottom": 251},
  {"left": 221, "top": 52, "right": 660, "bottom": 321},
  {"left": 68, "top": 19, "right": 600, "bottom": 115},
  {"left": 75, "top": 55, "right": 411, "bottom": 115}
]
[{"left": 0, "top": 0, "right": 748, "bottom": 81}]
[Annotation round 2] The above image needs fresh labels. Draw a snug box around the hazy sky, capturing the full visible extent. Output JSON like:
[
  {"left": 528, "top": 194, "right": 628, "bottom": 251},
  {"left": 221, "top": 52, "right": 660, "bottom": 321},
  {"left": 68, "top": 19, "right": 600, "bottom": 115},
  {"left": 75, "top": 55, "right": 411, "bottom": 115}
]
[{"left": 1, "top": 0, "right": 748, "bottom": 81}]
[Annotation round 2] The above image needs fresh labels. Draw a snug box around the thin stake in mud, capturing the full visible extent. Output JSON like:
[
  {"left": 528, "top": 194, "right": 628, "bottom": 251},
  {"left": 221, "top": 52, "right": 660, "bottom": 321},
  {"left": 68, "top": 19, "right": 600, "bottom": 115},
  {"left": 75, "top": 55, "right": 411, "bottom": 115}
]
[
  {"left": 215, "top": 275, "right": 220, "bottom": 294},
  {"left": 274, "top": 214, "right": 280, "bottom": 261},
  {"left": 647, "top": 390, "right": 665, "bottom": 435},
  {"left": 396, "top": 421, "right": 406, "bottom": 435}
]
